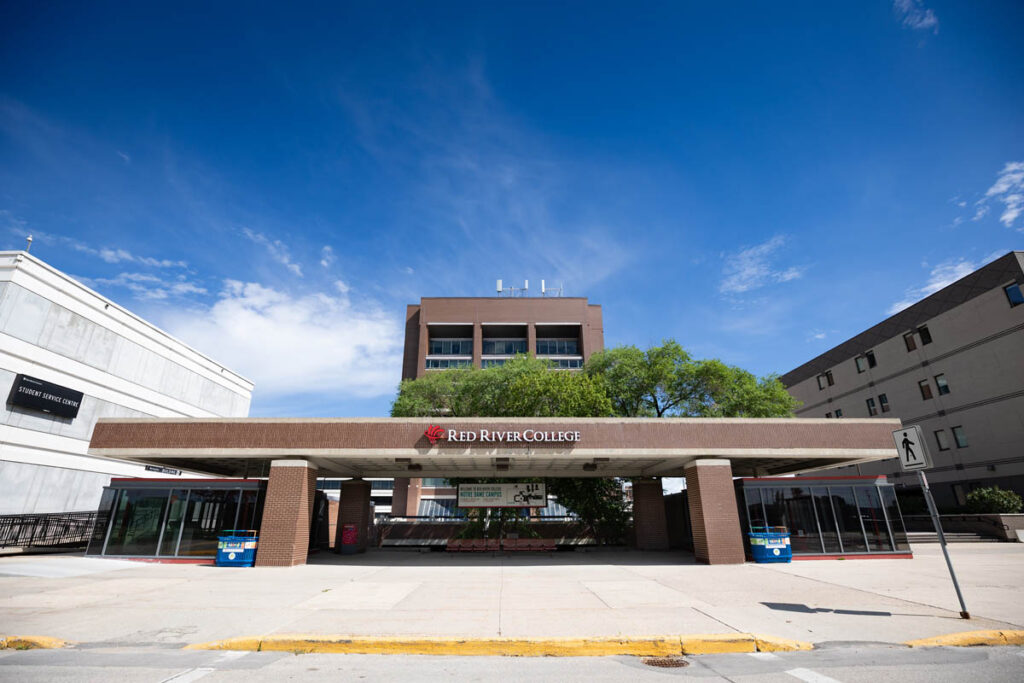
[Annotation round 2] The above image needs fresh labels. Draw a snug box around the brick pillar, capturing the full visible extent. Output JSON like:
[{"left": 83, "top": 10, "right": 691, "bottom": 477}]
[
  {"left": 632, "top": 478, "right": 670, "bottom": 550},
  {"left": 527, "top": 322, "right": 537, "bottom": 358},
  {"left": 684, "top": 459, "right": 745, "bottom": 565},
  {"left": 336, "top": 479, "right": 372, "bottom": 553},
  {"left": 472, "top": 323, "right": 482, "bottom": 369},
  {"left": 405, "top": 478, "right": 423, "bottom": 516},
  {"left": 392, "top": 478, "right": 410, "bottom": 516},
  {"left": 255, "top": 460, "right": 318, "bottom": 567}
]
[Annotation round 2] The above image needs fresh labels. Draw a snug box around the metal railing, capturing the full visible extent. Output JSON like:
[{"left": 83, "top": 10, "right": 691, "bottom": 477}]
[{"left": 0, "top": 511, "right": 98, "bottom": 550}]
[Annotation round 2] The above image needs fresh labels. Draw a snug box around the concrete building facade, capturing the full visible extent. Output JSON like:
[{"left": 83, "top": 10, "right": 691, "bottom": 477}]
[
  {"left": 781, "top": 251, "right": 1024, "bottom": 508},
  {"left": 0, "top": 250, "right": 253, "bottom": 515}
]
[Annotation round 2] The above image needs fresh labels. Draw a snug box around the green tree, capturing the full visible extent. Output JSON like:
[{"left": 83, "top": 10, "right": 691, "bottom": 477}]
[{"left": 586, "top": 340, "right": 800, "bottom": 418}]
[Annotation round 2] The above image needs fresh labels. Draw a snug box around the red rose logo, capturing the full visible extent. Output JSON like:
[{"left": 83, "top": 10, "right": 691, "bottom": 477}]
[{"left": 424, "top": 425, "right": 445, "bottom": 445}]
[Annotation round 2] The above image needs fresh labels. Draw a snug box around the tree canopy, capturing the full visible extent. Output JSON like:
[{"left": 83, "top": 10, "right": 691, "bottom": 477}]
[{"left": 585, "top": 340, "right": 800, "bottom": 418}]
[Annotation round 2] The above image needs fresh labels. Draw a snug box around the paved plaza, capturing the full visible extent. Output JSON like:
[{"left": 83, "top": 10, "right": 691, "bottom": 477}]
[{"left": 1, "top": 544, "right": 1022, "bottom": 648}]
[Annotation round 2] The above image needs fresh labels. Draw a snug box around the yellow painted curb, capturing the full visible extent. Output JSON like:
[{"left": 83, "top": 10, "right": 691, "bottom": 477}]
[
  {"left": 185, "top": 633, "right": 814, "bottom": 656},
  {"left": 752, "top": 634, "right": 815, "bottom": 652},
  {"left": 0, "top": 635, "right": 69, "bottom": 650},
  {"left": 905, "top": 630, "right": 1024, "bottom": 648}
]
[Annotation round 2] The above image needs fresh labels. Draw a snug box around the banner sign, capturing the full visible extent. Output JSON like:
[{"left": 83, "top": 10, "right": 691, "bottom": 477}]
[
  {"left": 7, "top": 374, "right": 84, "bottom": 419},
  {"left": 457, "top": 483, "right": 547, "bottom": 508}
]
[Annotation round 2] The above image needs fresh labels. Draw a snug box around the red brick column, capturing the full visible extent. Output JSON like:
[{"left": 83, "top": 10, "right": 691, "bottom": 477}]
[
  {"left": 684, "top": 459, "right": 745, "bottom": 564},
  {"left": 255, "top": 460, "right": 318, "bottom": 567},
  {"left": 632, "top": 478, "right": 670, "bottom": 550},
  {"left": 336, "top": 479, "right": 372, "bottom": 553}
]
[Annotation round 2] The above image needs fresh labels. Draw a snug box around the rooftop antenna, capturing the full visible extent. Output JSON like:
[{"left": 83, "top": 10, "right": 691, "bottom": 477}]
[
  {"left": 25, "top": 235, "right": 32, "bottom": 253},
  {"left": 541, "top": 279, "right": 563, "bottom": 297}
]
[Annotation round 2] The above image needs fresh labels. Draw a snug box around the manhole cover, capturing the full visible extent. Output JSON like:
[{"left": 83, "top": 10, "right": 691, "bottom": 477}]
[{"left": 641, "top": 656, "right": 689, "bottom": 668}]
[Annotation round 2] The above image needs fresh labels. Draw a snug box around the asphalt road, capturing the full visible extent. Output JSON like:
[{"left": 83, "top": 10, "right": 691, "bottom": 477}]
[{"left": 1, "top": 645, "right": 1022, "bottom": 682}]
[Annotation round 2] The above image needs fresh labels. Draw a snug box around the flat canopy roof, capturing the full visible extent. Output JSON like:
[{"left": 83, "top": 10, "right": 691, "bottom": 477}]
[{"left": 89, "top": 417, "right": 902, "bottom": 479}]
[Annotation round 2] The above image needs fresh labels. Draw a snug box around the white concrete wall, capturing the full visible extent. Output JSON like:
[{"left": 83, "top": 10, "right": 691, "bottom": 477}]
[{"left": 0, "top": 251, "right": 255, "bottom": 515}]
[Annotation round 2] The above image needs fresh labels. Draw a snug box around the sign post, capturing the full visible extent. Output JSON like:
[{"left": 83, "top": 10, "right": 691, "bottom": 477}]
[{"left": 892, "top": 426, "right": 970, "bottom": 619}]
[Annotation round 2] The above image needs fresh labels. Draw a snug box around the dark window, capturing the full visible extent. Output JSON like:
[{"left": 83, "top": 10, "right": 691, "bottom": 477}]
[
  {"left": 783, "top": 487, "right": 821, "bottom": 554},
  {"left": 826, "top": 371, "right": 834, "bottom": 386},
  {"left": 917, "top": 325, "right": 932, "bottom": 345},
  {"left": 878, "top": 393, "right": 890, "bottom": 413},
  {"left": 1005, "top": 283, "right": 1024, "bottom": 307},
  {"left": 856, "top": 487, "right": 891, "bottom": 551},
  {"left": 855, "top": 356, "right": 867, "bottom": 373},
  {"left": 830, "top": 487, "right": 868, "bottom": 552},
  {"left": 104, "top": 489, "right": 169, "bottom": 556},
  {"left": 934, "top": 429, "right": 950, "bottom": 451},
  {"left": 865, "top": 397, "right": 878, "bottom": 416},
  {"left": 176, "top": 489, "right": 240, "bottom": 557},
  {"left": 934, "top": 373, "right": 950, "bottom": 395},
  {"left": 744, "top": 488, "right": 767, "bottom": 529},
  {"left": 952, "top": 426, "right": 968, "bottom": 448},
  {"left": 817, "top": 375, "right": 827, "bottom": 390},
  {"left": 866, "top": 351, "right": 877, "bottom": 368},
  {"left": 879, "top": 487, "right": 910, "bottom": 551},
  {"left": 903, "top": 332, "right": 917, "bottom": 352},
  {"left": 834, "top": 408, "right": 843, "bottom": 418},
  {"left": 918, "top": 380, "right": 933, "bottom": 400},
  {"left": 812, "top": 488, "right": 842, "bottom": 553},
  {"left": 825, "top": 412, "right": 832, "bottom": 418}
]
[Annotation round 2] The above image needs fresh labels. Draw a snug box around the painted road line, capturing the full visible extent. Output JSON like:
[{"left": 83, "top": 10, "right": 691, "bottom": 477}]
[
  {"left": 748, "top": 652, "right": 781, "bottom": 660},
  {"left": 161, "top": 668, "right": 215, "bottom": 683},
  {"left": 786, "top": 667, "right": 841, "bottom": 683}
]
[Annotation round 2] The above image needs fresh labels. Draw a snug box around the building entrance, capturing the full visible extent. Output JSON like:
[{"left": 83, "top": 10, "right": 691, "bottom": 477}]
[{"left": 87, "top": 416, "right": 901, "bottom": 566}]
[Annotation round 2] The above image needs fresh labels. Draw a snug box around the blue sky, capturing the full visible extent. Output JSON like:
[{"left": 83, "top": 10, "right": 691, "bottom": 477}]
[{"left": 1, "top": 2, "right": 1022, "bottom": 417}]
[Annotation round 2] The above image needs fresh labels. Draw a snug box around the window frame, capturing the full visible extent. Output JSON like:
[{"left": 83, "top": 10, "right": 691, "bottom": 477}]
[
  {"left": 878, "top": 393, "right": 890, "bottom": 413},
  {"left": 903, "top": 332, "right": 917, "bottom": 352},
  {"left": 934, "top": 429, "right": 950, "bottom": 452},
  {"left": 917, "top": 325, "right": 933, "bottom": 345},
  {"left": 855, "top": 356, "right": 867, "bottom": 373},
  {"left": 952, "top": 426, "right": 968, "bottom": 448},
  {"left": 865, "top": 350, "right": 877, "bottom": 368},
  {"left": 865, "top": 397, "right": 878, "bottom": 417},
  {"left": 918, "top": 379, "right": 933, "bottom": 401},
  {"left": 834, "top": 408, "right": 843, "bottom": 418},
  {"left": 1005, "top": 282, "right": 1024, "bottom": 308},
  {"left": 934, "top": 373, "right": 950, "bottom": 396}
]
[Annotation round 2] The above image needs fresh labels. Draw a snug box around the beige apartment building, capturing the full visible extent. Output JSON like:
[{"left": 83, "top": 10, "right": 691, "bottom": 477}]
[{"left": 781, "top": 251, "right": 1024, "bottom": 508}]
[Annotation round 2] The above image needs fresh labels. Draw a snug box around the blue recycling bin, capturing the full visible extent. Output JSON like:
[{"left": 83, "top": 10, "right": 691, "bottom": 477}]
[
  {"left": 748, "top": 526, "right": 792, "bottom": 563},
  {"left": 216, "top": 530, "right": 259, "bottom": 567}
]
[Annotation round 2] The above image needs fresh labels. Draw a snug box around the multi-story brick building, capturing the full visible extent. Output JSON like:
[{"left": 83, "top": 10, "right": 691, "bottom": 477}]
[
  {"left": 391, "top": 295, "right": 604, "bottom": 516},
  {"left": 781, "top": 251, "right": 1024, "bottom": 508}
]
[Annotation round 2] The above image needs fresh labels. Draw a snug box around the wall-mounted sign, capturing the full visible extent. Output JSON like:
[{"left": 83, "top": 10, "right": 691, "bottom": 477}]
[
  {"left": 457, "top": 482, "right": 547, "bottom": 508},
  {"left": 7, "top": 374, "right": 84, "bottom": 419},
  {"left": 424, "top": 425, "right": 580, "bottom": 445},
  {"left": 145, "top": 465, "right": 181, "bottom": 476}
]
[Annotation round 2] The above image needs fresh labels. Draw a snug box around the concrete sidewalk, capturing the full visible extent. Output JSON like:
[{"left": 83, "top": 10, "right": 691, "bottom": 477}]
[{"left": 1, "top": 544, "right": 1021, "bottom": 649}]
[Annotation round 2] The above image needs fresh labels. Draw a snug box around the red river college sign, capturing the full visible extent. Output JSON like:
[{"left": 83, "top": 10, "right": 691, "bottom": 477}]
[{"left": 424, "top": 425, "right": 581, "bottom": 445}]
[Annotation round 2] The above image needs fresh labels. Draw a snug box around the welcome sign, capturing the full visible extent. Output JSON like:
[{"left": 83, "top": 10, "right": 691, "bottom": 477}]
[{"left": 457, "top": 483, "right": 547, "bottom": 508}]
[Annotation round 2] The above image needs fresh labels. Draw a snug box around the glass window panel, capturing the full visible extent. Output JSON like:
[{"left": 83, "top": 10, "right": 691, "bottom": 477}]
[
  {"left": 157, "top": 489, "right": 189, "bottom": 556},
  {"left": 855, "top": 356, "right": 867, "bottom": 373},
  {"left": 834, "top": 409, "right": 843, "bottom": 417},
  {"left": 784, "top": 487, "right": 821, "bottom": 554},
  {"left": 176, "top": 489, "right": 240, "bottom": 557},
  {"left": 104, "top": 489, "right": 169, "bottom": 556},
  {"left": 879, "top": 487, "right": 910, "bottom": 551},
  {"left": 760, "top": 488, "right": 787, "bottom": 528},
  {"left": 935, "top": 429, "right": 950, "bottom": 451},
  {"left": 855, "top": 487, "right": 890, "bottom": 551},
  {"left": 829, "top": 486, "right": 867, "bottom": 552},
  {"left": 866, "top": 351, "right": 876, "bottom": 368},
  {"left": 238, "top": 489, "right": 263, "bottom": 532},
  {"left": 86, "top": 488, "right": 118, "bottom": 555},
  {"left": 744, "top": 488, "right": 767, "bottom": 530},
  {"left": 918, "top": 380, "right": 933, "bottom": 400},
  {"left": 918, "top": 326, "right": 932, "bottom": 345},
  {"left": 1005, "top": 283, "right": 1024, "bottom": 307},
  {"left": 812, "top": 488, "right": 841, "bottom": 553},
  {"left": 866, "top": 398, "right": 877, "bottom": 416},
  {"left": 952, "top": 426, "right": 968, "bottom": 448},
  {"left": 904, "top": 333, "right": 917, "bottom": 351},
  {"left": 934, "top": 374, "right": 950, "bottom": 395},
  {"left": 879, "top": 394, "right": 890, "bottom": 413}
]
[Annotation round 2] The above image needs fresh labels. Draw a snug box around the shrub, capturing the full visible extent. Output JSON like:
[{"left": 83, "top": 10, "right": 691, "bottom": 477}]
[{"left": 964, "top": 486, "right": 1023, "bottom": 514}]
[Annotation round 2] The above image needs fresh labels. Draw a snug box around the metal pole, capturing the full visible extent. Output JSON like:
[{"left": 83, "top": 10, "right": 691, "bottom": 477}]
[{"left": 919, "top": 471, "right": 970, "bottom": 619}]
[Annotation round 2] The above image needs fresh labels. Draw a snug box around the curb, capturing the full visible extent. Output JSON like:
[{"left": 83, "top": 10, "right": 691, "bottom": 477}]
[
  {"left": 904, "top": 630, "right": 1024, "bottom": 648},
  {"left": 185, "top": 633, "right": 814, "bottom": 656},
  {"left": 0, "top": 635, "right": 69, "bottom": 650}
]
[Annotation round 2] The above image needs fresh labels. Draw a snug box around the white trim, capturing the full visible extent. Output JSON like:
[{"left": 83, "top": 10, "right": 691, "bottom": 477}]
[{"left": 270, "top": 459, "right": 316, "bottom": 468}]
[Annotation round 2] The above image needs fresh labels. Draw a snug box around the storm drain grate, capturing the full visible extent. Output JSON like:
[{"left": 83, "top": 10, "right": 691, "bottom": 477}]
[{"left": 641, "top": 656, "right": 689, "bottom": 668}]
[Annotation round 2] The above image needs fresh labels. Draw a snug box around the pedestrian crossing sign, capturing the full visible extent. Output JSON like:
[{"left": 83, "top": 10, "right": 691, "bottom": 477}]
[{"left": 892, "top": 425, "right": 932, "bottom": 471}]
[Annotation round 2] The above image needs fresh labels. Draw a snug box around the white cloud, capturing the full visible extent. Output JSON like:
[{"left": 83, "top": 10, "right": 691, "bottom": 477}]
[
  {"left": 719, "top": 235, "right": 805, "bottom": 295},
  {"left": 320, "top": 245, "right": 335, "bottom": 268},
  {"left": 808, "top": 331, "right": 827, "bottom": 341},
  {"left": 242, "top": 228, "right": 303, "bottom": 276},
  {"left": 893, "top": 0, "right": 939, "bottom": 33},
  {"left": 982, "top": 161, "right": 1024, "bottom": 229},
  {"left": 886, "top": 252, "right": 1005, "bottom": 315},
  {"left": 116, "top": 150, "right": 131, "bottom": 164},
  {"left": 165, "top": 280, "right": 402, "bottom": 399},
  {"left": 83, "top": 272, "right": 208, "bottom": 301}
]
